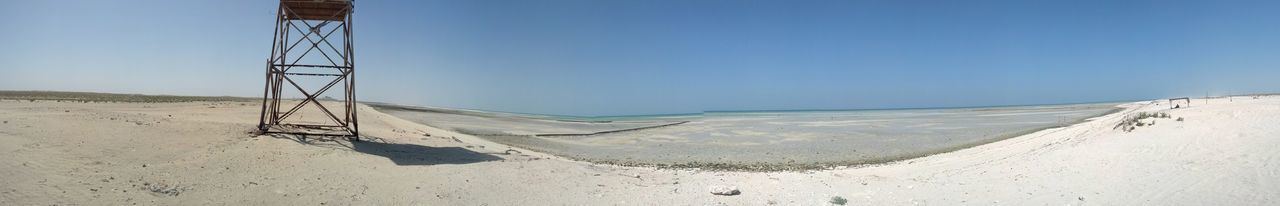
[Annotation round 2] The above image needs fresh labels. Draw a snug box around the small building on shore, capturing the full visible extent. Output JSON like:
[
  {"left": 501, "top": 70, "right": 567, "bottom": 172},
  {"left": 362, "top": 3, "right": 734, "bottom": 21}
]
[{"left": 1169, "top": 97, "right": 1191, "bottom": 109}]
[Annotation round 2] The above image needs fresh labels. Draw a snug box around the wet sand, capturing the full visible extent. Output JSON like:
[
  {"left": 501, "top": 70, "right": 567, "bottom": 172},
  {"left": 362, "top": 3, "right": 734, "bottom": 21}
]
[
  {"left": 3, "top": 91, "right": 1278, "bottom": 205},
  {"left": 375, "top": 103, "right": 1121, "bottom": 170},
  {"left": 370, "top": 103, "right": 684, "bottom": 136}
]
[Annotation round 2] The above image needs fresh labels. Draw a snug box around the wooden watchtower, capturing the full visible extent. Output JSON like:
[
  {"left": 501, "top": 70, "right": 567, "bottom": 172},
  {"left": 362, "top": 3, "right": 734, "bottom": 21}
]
[{"left": 257, "top": 0, "right": 359, "bottom": 140}]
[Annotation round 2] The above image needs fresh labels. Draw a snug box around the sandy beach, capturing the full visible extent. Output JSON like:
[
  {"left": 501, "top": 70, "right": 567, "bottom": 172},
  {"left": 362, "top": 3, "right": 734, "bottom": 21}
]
[
  {"left": 7, "top": 0, "right": 1280, "bottom": 205},
  {"left": 1, "top": 94, "right": 1278, "bottom": 205}
]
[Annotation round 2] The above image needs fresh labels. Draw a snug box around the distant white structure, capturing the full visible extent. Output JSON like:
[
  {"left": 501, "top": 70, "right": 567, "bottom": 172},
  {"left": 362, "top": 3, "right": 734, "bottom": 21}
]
[{"left": 1169, "top": 97, "right": 1191, "bottom": 109}]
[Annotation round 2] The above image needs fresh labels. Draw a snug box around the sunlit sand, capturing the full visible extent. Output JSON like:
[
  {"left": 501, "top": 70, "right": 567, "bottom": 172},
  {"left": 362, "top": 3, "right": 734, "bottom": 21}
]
[{"left": 3, "top": 91, "right": 1277, "bottom": 205}]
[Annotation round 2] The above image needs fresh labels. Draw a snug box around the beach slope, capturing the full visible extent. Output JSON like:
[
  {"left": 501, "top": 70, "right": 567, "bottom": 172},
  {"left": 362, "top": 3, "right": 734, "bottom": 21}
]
[{"left": 0, "top": 95, "right": 1277, "bottom": 205}]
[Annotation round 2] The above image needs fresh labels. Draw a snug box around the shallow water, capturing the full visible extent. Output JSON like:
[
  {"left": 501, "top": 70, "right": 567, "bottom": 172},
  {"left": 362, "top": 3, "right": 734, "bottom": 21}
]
[
  {"left": 373, "top": 103, "right": 1121, "bottom": 170},
  {"left": 370, "top": 104, "right": 682, "bottom": 136}
]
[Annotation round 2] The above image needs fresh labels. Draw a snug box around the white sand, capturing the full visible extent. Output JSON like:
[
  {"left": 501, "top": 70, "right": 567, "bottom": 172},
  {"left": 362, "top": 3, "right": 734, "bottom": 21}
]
[{"left": 1, "top": 96, "right": 1277, "bottom": 205}]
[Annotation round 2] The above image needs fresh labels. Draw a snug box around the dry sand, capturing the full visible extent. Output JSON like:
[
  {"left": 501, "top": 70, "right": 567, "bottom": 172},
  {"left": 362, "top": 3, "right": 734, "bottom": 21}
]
[{"left": 1, "top": 96, "right": 1278, "bottom": 205}]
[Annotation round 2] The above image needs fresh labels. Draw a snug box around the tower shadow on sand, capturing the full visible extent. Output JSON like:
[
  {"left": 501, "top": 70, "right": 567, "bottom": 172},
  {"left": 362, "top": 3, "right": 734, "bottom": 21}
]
[{"left": 268, "top": 134, "right": 503, "bottom": 166}]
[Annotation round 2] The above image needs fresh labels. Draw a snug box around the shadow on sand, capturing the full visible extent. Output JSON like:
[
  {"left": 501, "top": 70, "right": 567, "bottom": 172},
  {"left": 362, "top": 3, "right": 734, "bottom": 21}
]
[{"left": 267, "top": 134, "right": 503, "bottom": 166}]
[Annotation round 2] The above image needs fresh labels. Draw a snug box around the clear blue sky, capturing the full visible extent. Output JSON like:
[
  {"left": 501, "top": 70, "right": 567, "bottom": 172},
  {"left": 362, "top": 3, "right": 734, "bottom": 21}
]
[{"left": 2, "top": 0, "right": 1278, "bottom": 116}]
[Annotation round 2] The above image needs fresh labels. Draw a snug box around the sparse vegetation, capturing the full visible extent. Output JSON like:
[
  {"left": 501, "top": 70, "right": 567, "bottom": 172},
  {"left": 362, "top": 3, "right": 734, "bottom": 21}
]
[
  {"left": 0, "top": 91, "right": 254, "bottom": 103},
  {"left": 1115, "top": 112, "right": 1173, "bottom": 132},
  {"left": 830, "top": 196, "right": 848, "bottom": 205}
]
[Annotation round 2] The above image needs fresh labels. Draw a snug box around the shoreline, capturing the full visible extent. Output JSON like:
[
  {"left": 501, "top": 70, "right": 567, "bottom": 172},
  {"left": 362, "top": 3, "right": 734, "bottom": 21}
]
[
  {"left": 517, "top": 106, "right": 1130, "bottom": 172},
  {"left": 0, "top": 90, "right": 1144, "bottom": 172},
  {"left": 2, "top": 92, "right": 1277, "bottom": 205},
  {"left": 373, "top": 101, "right": 1127, "bottom": 172}
]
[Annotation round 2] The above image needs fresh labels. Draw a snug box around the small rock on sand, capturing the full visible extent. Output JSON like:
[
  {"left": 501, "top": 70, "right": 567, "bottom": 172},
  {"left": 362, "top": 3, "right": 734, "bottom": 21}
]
[{"left": 709, "top": 185, "right": 740, "bottom": 196}]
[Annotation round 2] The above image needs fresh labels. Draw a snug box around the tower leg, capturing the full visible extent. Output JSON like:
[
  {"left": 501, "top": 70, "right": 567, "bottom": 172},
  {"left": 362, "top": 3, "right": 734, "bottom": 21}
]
[{"left": 257, "top": 1, "right": 359, "bottom": 139}]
